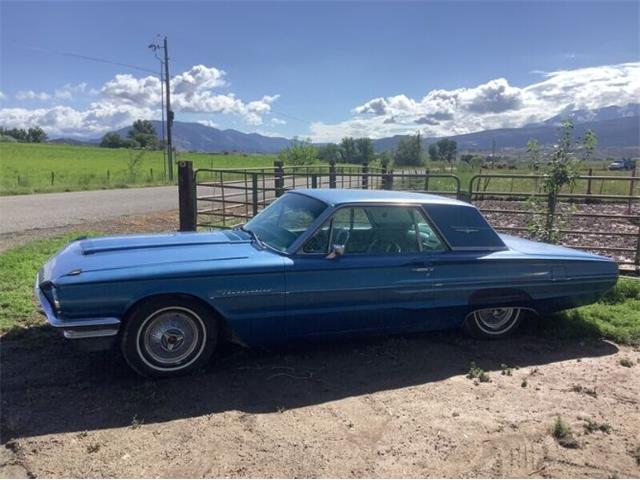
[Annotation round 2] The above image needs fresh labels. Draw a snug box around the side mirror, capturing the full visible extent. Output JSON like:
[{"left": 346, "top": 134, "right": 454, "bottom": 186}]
[{"left": 326, "top": 244, "right": 345, "bottom": 259}]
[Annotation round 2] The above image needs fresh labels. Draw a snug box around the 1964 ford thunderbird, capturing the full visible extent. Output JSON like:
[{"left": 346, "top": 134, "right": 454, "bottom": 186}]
[{"left": 36, "top": 189, "right": 618, "bottom": 377}]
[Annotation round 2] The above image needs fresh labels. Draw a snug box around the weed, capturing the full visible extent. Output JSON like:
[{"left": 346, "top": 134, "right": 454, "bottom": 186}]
[
  {"left": 86, "top": 443, "right": 101, "bottom": 454},
  {"left": 619, "top": 357, "right": 634, "bottom": 368},
  {"left": 467, "top": 362, "right": 491, "bottom": 383},
  {"left": 130, "top": 415, "right": 143, "bottom": 429},
  {"left": 551, "top": 416, "right": 579, "bottom": 449},
  {"left": 633, "top": 445, "right": 640, "bottom": 465},
  {"left": 571, "top": 384, "right": 597, "bottom": 398},
  {"left": 500, "top": 363, "right": 513, "bottom": 376},
  {"left": 584, "top": 418, "right": 612, "bottom": 434}
]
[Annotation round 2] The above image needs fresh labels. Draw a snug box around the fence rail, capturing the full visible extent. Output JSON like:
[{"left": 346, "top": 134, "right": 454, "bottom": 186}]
[{"left": 177, "top": 160, "right": 640, "bottom": 273}]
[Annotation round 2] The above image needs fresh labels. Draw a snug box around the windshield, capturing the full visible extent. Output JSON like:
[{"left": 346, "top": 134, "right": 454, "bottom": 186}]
[{"left": 244, "top": 193, "right": 327, "bottom": 251}]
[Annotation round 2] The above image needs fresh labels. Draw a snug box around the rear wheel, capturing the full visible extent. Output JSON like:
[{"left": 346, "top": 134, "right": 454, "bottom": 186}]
[
  {"left": 463, "top": 307, "right": 523, "bottom": 339},
  {"left": 121, "top": 296, "right": 217, "bottom": 378}
]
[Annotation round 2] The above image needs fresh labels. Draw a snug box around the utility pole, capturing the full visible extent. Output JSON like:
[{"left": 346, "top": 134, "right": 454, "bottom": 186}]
[{"left": 163, "top": 36, "right": 174, "bottom": 181}]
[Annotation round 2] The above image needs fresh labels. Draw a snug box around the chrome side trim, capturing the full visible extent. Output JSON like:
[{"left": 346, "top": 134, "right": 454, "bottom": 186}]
[
  {"left": 63, "top": 328, "right": 120, "bottom": 339},
  {"left": 35, "top": 276, "right": 121, "bottom": 338}
]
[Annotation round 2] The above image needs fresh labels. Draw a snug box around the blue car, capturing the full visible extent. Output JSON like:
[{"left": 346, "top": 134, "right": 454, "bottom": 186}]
[{"left": 36, "top": 189, "right": 618, "bottom": 377}]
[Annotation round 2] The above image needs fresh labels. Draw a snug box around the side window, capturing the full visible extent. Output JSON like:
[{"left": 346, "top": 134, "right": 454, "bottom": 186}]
[
  {"left": 301, "top": 205, "right": 446, "bottom": 255},
  {"left": 411, "top": 208, "right": 446, "bottom": 252}
]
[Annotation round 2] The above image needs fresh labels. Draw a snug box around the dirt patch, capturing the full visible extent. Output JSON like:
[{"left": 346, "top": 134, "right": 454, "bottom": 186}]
[{"left": 1, "top": 328, "right": 639, "bottom": 478}]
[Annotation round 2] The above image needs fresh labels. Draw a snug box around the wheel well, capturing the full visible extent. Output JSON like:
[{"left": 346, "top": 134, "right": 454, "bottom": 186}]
[
  {"left": 468, "top": 288, "right": 535, "bottom": 311},
  {"left": 122, "top": 293, "right": 234, "bottom": 341}
]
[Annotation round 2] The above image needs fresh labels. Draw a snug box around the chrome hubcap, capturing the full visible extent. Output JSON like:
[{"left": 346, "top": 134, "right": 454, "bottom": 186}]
[
  {"left": 475, "top": 308, "right": 515, "bottom": 330},
  {"left": 143, "top": 310, "right": 199, "bottom": 365}
]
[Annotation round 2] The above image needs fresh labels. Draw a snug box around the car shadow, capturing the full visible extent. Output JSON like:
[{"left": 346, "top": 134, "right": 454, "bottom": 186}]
[{"left": 0, "top": 322, "right": 618, "bottom": 441}]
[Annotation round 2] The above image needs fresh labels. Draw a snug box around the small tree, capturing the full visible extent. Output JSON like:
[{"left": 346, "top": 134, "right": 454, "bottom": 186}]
[
  {"left": 528, "top": 121, "right": 597, "bottom": 243},
  {"left": 436, "top": 138, "right": 457, "bottom": 169},
  {"left": 26, "top": 126, "right": 47, "bottom": 143},
  {"left": 394, "top": 133, "right": 422, "bottom": 166},
  {"left": 427, "top": 143, "right": 439, "bottom": 162},
  {"left": 278, "top": 137, "right": 317, "bottom": 165},
  {"left": 128, "top": 120, "right": 159, "bottom": 149},
  {"left": 355, "top": 137, "right": 375, "bottom": 165},
  {"left": 100, "top": 132, "right": 125, "bottom": 148},
  {"left": 340, "top": 137, "right": 357, "bottom": 164},
  {"left": 317, "top": 143, "right": 342, "bottom": 163}
]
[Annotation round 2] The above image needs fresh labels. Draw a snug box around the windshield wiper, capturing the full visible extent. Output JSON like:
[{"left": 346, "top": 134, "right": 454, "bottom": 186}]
[{"left": 238, "top": 225, "right": 264, "bottom": 248}]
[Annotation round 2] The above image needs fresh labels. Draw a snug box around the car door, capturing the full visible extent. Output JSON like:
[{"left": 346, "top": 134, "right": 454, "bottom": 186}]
[{"left": 283, "top": 204, "right": 448, "bottom": 339}]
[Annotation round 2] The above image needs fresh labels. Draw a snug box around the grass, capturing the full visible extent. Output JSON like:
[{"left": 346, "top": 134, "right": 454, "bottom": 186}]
[
  {"left": 583, "top": 418, "right": 612, "bottom": 434},
  {"left": 0, "top": 143, "right": 276, "bottom": 195},
  {"left": 551, "top": 416, "right": 580, "bottom": 448},
  {"left": 539, "top": 276, "right": 640, "bottom": 345},
  {"left": 2, "top": 142, "right": 635, "bottom": 198},
  {"left": 0, "top": 232, "right": 98, "bottom": 332}
]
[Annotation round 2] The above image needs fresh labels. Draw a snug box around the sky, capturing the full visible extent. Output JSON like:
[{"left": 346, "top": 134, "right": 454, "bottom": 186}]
[{"left": 0, "top": 0, "right": 638, "bottom": 141}]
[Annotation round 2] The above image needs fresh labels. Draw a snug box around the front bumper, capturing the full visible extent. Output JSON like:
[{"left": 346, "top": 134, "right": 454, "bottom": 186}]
[{"left": 35, "top": 277, "right": 121, "bottom": 341}]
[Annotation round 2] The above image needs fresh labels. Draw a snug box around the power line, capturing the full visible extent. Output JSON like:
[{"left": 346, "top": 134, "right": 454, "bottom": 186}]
[{"left": 12, "top": 43, "right": 158, "bottom": 75}]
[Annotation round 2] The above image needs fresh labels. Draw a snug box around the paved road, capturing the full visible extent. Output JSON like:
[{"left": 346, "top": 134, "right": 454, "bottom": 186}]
[{"left": 0, "top": 186, "right": 178, "bottom": 234}]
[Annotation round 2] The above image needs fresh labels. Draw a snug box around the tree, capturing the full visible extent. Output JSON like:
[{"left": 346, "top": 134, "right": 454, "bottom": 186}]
[
  {"left": 340, "top": 137, "right": 357, "bottom": 164},
  {"left": 26, "top": 127, "right": 47, "bottom": 143},
  {"left": 278, "top": 137, "right": 318, "bottom": 165},
  {"left": 427, "top": 144, "right": 439, "bottom": 162},
  {"left": 436, "top": 138, "right": 457, "bottom": 166},
  {"left": 128, "top": 120, "right": 159, "bottom": 149},
  {"left": 394, "top": 133, "right": 422, "bottom": 166},
  {"left": 355, "top": 137, "right": 375, "bottom": 165},
  {"left": 527, "top": 121, "right": 596, "bottom": 243},
  {"left": 100, "top": 132, "right": 125, "bottom": 148},
  {"left": 317, "top": 143, "right": 342, "bottom": 163}
]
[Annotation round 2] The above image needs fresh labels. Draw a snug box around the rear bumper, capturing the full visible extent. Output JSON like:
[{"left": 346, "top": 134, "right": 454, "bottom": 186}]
[{"left": 35, "top": 277, "right": 121, "bottom": 345}]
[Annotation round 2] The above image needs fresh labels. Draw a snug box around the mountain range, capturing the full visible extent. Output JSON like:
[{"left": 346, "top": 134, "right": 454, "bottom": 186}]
[{"left": 51, "top": 103, "right": 640, "bottom": 153}]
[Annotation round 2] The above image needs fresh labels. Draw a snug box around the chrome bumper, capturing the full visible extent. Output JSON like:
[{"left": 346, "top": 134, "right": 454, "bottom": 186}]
[{"left": 35, "top": 277, "right": 121, "bottom": 340}]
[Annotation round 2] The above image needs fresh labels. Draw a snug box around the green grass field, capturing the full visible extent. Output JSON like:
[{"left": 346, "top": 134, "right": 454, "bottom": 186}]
[
  {"left": 1, "top": 232, "right": 638, "bottom": 344},
  {"left": 0, "top": 143, "right": 277, "bottom": 195},
  {"left": 1, "top": 142, "right": 637, "bottom": 198}
]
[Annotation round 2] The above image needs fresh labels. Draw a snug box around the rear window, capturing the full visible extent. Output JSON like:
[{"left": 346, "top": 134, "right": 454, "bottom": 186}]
[{"left": 423, "top": 204, "right": 505, "bottom": 250}]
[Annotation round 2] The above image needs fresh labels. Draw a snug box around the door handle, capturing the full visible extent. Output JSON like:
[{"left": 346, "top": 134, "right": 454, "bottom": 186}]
[{"left": 405, "top": 260, "right": 434, "bottom": 273}]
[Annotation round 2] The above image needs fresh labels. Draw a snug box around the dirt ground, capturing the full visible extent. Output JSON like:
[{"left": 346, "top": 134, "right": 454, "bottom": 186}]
[{"left": 1, "top": 210, "right": 639, "bottom": 478}]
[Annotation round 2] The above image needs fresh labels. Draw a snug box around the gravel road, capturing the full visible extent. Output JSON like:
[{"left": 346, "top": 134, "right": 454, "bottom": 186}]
[{"left": 0, "top": 186, "right": 178, "bottom": 234}]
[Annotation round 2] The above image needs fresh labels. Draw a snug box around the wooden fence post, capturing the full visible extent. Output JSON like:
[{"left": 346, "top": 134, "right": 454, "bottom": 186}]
[
  {"left": 274, "top": 160, "right": 284, "bottom": 197},
  {"left": 361, "top": 163, "right": 369, "bottom": 190},
  {"left": 178, "top": 161, "right": 197, "bottom": 232},
  {"left": 329, "top": 159, "right": 337, "bottom": 188}
]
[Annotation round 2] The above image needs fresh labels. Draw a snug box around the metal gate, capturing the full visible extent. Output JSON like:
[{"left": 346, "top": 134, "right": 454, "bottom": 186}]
[{"left": 177, "top": 160, "right": 639, "bottom": 273}]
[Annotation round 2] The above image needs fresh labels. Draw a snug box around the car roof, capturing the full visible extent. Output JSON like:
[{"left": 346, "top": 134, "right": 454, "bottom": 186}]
[{"left": 291, "top": 188, "right": 470, "bottom": 207}]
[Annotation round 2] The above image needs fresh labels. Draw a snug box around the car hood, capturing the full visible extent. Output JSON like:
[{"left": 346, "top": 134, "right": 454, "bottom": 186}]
[{"left": 41, "top": 230, "right": 280, "bottom": 284}]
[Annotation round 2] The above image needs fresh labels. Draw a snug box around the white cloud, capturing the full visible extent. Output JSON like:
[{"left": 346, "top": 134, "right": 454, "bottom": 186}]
[
  {"left": 197, "top": 119, "right": 219, "bottom": 128},
  {"left": 0, "top": 91, "right": 5, "bottom": 101},
  {"left": 0, "top": 65, "right": 279, "bottom": 136},
  {"left": 311, "top": 62, "right": 640, "bottom": 142},
  {"left": 270, "top": 117, "right": 286, "bottom": 125},
  {"left": 15, "top": 90, "right": 51, "bottom": 101}
]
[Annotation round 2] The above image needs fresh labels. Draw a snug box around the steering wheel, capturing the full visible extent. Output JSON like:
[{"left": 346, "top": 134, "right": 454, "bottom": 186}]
[{"left": 367, "top": 238, "right": 402, "bottom": 254}]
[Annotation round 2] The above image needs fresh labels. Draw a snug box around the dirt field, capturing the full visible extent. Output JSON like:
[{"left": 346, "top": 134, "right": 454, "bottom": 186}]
[
  {"left": 1, "top": 326, "right": 639, "bottom": 478},
  {"left": 1, "top": 210, "right": 639, "bottom": 478}
]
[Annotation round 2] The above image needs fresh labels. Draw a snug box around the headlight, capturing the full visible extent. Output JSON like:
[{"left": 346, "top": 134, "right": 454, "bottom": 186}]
[{"left": 51, "top": 286, "right": 61, "bottom": 313}]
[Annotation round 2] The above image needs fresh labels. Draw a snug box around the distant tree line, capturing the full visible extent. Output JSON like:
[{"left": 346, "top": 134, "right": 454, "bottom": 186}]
[
  {"left": 100, "top": 120, "right": 162, "bottom": 150},
  {"left": 279, "top": 133, "right": 460, "bottom": 168},
  {"left": 0, "top": 126, "right": 48, "bottom": 143}
]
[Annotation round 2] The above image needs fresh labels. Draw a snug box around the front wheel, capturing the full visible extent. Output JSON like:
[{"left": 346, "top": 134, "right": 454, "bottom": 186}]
[
  {"left": 121, "top": 296, "right": 218, "bottom": 378},
  {"left": 463, "top": 307, "right": 523, "bottom": 339}
]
